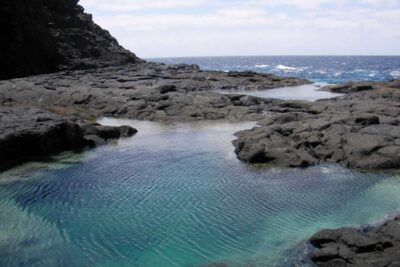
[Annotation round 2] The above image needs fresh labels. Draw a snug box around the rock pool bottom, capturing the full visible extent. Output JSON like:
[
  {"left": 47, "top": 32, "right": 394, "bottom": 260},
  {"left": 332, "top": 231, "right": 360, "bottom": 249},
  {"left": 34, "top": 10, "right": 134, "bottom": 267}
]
[{"left": 1, "top": 119, "right": 400, "bottom": 267}]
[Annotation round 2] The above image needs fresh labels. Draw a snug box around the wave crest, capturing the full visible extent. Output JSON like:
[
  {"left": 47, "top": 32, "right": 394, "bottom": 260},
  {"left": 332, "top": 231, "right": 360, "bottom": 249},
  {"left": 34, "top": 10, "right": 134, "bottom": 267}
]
[{"left": 390, "top": 70, "right": 400, "bottom": 78}]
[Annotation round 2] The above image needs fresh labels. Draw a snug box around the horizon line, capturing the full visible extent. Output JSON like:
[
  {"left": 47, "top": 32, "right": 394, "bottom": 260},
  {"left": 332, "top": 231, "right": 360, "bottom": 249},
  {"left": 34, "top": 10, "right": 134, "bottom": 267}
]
[{"left": 145, "top": 54, "right": 400, "bottom": 59}]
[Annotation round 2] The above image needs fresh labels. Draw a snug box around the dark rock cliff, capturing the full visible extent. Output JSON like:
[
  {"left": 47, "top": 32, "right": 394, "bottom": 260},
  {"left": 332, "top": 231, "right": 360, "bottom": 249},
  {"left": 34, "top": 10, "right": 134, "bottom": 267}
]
[{"left": 0, "top": 0, "right": 142, "bottom": 80}]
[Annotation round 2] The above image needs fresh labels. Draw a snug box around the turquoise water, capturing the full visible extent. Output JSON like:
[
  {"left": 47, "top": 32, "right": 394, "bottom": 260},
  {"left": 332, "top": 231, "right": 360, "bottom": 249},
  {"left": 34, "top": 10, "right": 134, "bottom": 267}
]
[{"left": 1, "top": 118, "right": 400, "bottom": 267}]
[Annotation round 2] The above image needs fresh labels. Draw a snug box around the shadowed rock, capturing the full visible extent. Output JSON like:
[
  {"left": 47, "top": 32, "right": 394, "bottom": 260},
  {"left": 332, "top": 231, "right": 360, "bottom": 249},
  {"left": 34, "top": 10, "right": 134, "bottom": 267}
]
[
  {"left": 0, "top": 0, "right": 141, "bottom": 80},
  {"left": 0, "top": 107, "right": 136, "bottom": 169},
  {"left": 321, "top": 80, "right": 400, "bottom": 93},
  {"left": 310, "top": 216, "right": 400, "bottom": 267}
]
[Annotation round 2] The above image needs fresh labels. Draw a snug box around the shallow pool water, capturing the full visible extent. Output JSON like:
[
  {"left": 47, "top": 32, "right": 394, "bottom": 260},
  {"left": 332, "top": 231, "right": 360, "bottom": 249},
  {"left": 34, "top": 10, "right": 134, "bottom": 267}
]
[
  {"left": 218, "top": 83, "right": 343, "bottom": 101},
  {"left": 1, "top": 119, "right": 400, "bottom": 267}
]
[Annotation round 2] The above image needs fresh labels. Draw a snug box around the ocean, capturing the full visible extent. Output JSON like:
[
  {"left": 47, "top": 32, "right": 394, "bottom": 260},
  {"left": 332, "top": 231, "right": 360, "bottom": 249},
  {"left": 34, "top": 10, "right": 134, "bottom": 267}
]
[{"left": 149, "top": 56, "right": 400, "bottom": 84}]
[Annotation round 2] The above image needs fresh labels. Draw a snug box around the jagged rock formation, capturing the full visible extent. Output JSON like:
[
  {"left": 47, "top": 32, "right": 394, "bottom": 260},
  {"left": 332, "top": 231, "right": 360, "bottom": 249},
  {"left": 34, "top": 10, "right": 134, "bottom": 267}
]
[
  {"left": 0, "top": 0, "right": 141, "bottom": 80},
  {"left": 233, "top": 81, "right": 400, "bottom": 169}
]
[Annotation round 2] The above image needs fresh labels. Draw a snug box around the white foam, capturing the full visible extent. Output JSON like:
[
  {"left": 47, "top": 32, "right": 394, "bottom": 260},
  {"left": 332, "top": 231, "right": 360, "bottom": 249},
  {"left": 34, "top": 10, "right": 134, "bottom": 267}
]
[
  {"left": 255, "top": 64, "right": 270, "bottom": 68},
  {"left": 276, "top": 64, "right": 298, "bottom": 71},
  {"left": 334, "top": 71, "right": 343, "bottom": 77},
  {"left": 390, "top": 70, "right": 400, "bottom": 78}
]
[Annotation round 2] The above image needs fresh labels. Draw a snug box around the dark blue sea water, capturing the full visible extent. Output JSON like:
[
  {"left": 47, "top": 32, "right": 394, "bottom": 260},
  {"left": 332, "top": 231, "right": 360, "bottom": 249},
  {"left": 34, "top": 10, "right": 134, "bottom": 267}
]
[
  {"left": 149, "top": 56, "right": 400, "bottom": 83},
  {"left": 1, "top": 119, "right": 400, "bottom": 267}
]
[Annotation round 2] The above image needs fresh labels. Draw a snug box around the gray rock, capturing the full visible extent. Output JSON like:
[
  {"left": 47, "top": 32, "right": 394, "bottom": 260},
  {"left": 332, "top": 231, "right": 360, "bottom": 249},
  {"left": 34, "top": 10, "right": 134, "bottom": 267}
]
[
  {"left": 0, "top": 107, "right": 137, "bottom": 169},
  {"left": 310, "top": 217, "right": 400, "bottom": 267},
  {"left": 233, "top": 83, "right": 400, "bottom": 169},
  {"left": 321, "top": 82, "right": 375, "bottom": 93}
]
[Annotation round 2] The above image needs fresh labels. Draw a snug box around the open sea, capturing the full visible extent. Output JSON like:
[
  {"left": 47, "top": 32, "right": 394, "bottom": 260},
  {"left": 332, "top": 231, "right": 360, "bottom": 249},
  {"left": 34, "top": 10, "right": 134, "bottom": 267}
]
[
  {"left": 1, "top": 56, "right": 400, "bottom": 267},
  {"left": 150, "top": 56, "right": 400, "bottom": 84}
]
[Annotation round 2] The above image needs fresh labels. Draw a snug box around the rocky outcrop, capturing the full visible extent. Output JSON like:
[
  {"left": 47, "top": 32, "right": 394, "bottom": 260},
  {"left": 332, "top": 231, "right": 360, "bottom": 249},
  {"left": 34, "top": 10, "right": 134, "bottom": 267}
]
[
  {"left": 233, "top": 83, "right": 400, "bottom": 169},
  {"left": 321, "top": 80, "right": 400, "bottom": 93},
  {"left": 0, "top": 107, "right": 136, "bottom": 169},
  {"left": 0, "top": 0, "right": 309, "bottom": 167},
  {"left": 0, "top": 0, "right": 141, "bottom": 80},
  {"left": 0, "top": 57, "right": 308, "bottom": 167},
  {"left": 310, "top": 216, "right": 400, "bottom": 267},
  {"left": 0, "top": 62, "right": 308, "bottom": 122},
  {"left": 321, "top": 82, "right": 375, "bottom": 93}
]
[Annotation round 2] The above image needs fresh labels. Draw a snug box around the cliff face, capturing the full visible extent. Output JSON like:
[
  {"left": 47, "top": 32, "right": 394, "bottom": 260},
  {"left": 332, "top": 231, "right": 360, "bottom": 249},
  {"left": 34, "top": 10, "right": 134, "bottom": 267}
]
[{"left": 0, "top": 0, "right": 142, "bottom": 80}]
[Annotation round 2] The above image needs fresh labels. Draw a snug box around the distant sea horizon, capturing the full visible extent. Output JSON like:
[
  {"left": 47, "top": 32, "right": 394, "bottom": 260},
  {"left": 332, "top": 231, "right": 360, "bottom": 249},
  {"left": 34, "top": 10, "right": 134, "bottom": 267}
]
[{"left": 149, "top": 55, "right": 400, "bottom": 84}]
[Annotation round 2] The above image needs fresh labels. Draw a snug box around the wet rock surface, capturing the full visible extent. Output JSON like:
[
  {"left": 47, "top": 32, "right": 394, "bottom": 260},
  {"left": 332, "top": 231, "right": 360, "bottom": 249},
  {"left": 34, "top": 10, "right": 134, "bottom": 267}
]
[
  {"left": 0, "top": 106, "right": 136, "bottom": 169},
  {"left": 310, "top": 216, "right": 400, "bottom": 267},
  {"left": 233, "top": 80, "right": 400, "bottom": 169}
]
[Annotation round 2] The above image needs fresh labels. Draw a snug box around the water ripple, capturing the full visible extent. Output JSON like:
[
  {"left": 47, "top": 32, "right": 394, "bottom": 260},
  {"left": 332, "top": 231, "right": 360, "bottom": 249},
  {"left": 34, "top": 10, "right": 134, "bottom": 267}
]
[{"left": 1, "top": 119, "right": 400, "bottom": 267}]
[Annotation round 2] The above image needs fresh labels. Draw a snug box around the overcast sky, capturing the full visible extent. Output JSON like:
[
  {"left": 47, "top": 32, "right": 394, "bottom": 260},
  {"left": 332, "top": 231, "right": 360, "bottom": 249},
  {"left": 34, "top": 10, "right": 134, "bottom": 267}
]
[{"left": 80, "top": 0, "right": 400, "bottom": 58}]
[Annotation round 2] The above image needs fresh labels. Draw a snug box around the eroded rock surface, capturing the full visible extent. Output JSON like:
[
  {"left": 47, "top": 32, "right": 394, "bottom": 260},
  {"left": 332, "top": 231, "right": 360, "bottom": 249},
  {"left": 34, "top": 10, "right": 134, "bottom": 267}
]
[
  {"left": 0, "top": 106, "right": 136, "bottom": 169},
  {"left": 233, "top": 81, "right": 400, "bottom": 169},
  {"left": 0, "top": 63, "right": 308, "bottom": 122},
  {"left": 310, "top": 217, "right": 400, "bottom": 267}
]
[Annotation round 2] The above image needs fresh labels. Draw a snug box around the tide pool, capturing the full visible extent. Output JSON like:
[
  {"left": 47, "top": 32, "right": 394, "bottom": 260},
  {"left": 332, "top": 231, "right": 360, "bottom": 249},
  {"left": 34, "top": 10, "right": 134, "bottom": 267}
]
[
  {"left": 1, "top": 119, "right": 400, "bottom": 267},
  {"left": 217, "top": 83, "right": 343, "bottom": 101}
]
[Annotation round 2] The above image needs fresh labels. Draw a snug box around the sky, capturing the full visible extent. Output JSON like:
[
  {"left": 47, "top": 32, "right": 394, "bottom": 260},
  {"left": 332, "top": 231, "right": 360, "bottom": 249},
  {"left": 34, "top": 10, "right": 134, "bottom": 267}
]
[{"left": 80, "top": 0, "right": 400, "bottom": 58}]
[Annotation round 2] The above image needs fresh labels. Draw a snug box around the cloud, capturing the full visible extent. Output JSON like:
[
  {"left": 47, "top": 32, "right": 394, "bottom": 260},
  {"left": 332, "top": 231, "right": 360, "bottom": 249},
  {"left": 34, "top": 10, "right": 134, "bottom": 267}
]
[
  {"left": 80, "top": 0, "right": 208, "bottom": 11},
  {"left": 80, "top": 0, "right": 400, "bottom": 57}
]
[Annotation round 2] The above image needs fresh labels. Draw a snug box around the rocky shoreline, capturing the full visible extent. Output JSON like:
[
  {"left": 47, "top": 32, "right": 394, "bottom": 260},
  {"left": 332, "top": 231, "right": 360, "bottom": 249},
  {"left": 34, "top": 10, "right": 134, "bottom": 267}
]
[
  {"left": 0, "top": 106, "right": 136, "bottom": 170},
  {"left": 310, "top": 216, "right": 400, "bottom": 267},
  {"left": 0, "top": 0, "right": 308, "bottom": 165},
  {"left": 1, "top": 0, "right": 400, "bottom": 266},
  {"left": 0, "top": 61, "right": 311, "bottom": 168},
  {"left": 233, "top": 81, "right": 400, "bottom": 169}
]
